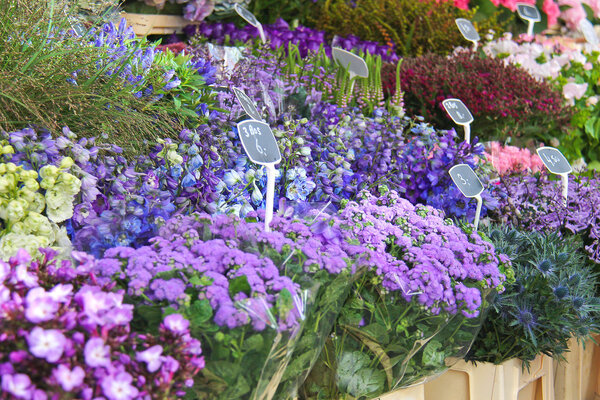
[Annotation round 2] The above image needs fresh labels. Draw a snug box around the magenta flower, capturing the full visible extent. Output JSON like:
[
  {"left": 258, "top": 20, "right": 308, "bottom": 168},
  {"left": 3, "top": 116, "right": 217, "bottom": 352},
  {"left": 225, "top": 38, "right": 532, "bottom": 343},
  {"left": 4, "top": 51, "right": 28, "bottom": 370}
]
[
  {"left": 136, "top": 345, "right": 163, "bottom": 373},
  {"left": 53, "top": 364, "right": 84, "bottom": 391},
  {"left": 84, "top": 337, "right": 111, "bottom": 368},
  {"left": 101, "top": 372, "right": 139, "bottom": 400},
  {"left": 25, "top": 288, "right": 59, "bottom": 323},
  {"left": 28, "top": 327, "right": 66, "bottom": 363},
  {"left": 48, "top": 284, "right": 73, "bottom": 303},
  {"left": 163, "top": 314, "right": 189, "bottom": 334},
  {"left": 2, "top": 373, "right": 32, "bottom": 399}
]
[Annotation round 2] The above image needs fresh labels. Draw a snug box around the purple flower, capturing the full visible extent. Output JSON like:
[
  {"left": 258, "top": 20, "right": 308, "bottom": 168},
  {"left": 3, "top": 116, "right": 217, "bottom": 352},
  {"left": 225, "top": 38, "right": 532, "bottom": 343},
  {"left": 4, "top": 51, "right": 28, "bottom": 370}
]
[
  {"left": 163, "top": 314, "right": 190, "bottom": 334},
  {"left": 136, "top": 345, "right": 163, "bottom": 373},
  {"left": 101, "top": 372, "right": 139, "bottom": 400},
  {"left": 53, "top": 365, "right": 85, "bottom": 391},
  {"left": 2, "top": 374, "right": 32, "bottom": 399},
  {"left": 25, "top": 288, "right": 59, "bottom": 323},
  {"left": 27, "top": 327, "right": 66, "bottom": 363},
  {"left": 84, "top": 337, "right": 111, "bottom": 368}
]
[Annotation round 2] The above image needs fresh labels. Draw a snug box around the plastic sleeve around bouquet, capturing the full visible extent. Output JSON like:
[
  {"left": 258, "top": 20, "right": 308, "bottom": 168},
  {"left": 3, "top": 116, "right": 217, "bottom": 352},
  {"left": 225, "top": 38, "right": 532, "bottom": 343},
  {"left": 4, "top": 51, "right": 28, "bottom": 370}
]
[
  {"left": 189, "top": 287, "right": 312, "bottom": 400},
  {"left": 393, "top": 288, "right": 496, "bottom": 390},
  {"left": 296, "top": 276, "right": 493, "bottom": 399},
  {"left": 273, "top": 267, "right": 363, "bottom": 399}
]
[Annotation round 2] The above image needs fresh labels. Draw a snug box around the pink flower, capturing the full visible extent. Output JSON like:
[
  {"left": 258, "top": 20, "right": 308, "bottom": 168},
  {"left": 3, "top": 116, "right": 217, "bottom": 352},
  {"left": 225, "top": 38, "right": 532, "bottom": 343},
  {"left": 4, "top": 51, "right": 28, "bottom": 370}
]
[
  {"left": 559, "top": 0, "right": 587, "bottom": 29},
  {"left": 2, "top": 374, "right": 32, "bottom": 399},
  {"left": 28, "top": 327, "right": 66, "bottom": 363},
  {"left": 84, "top": 337, "right": 111, "bottom": 368},
  {"left": 53, "top": 365, "right": 85, "bottom": 391},
  {"left": 25, "top": 287, "right": 59, "bottom": 323},
  {"left": 543, "top": 0, "right": 560, "bottom": 26},
  {"left": 136, "top": 345, "right": 163, "bottom": 373},
  {"left": 101, "top": 372, "right": 139, "bottom": 400}
]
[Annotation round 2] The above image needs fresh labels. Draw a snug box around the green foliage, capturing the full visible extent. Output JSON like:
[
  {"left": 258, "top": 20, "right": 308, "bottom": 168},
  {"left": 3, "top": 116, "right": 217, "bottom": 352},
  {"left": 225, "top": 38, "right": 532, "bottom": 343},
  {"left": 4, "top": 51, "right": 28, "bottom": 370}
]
[
  {"left": 247, "top": 0, "right": 321, "bottom": 26},
  {"left": 468, "top": 226, "right": 600, "bottom": 366},
  {"left": 313, "top": 0, "right": 508, "bottom": 57}
]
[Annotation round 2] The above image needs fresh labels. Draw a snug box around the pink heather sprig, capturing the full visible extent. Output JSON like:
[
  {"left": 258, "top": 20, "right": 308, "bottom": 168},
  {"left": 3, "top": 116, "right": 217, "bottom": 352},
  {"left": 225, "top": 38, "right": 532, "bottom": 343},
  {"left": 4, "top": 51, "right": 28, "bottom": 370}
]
[
  {"left": 0, "top": 249, "right": 203, "bottom": 400},
  {"left": 485, "top": 142, "right": 544, "bottom": 175}
]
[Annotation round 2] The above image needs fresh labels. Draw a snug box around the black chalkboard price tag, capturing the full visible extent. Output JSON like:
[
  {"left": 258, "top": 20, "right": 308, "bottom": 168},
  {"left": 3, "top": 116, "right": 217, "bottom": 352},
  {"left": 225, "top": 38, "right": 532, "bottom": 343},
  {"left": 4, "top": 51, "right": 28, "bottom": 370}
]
[
  {"left": 233, "top": 87, "right": 263, "bottom": 121},
  {"left": 331, "top": 47, "right": 369, "bottom": 78},
  {"left": 442, "top": 99, "right": 473, "bottom": 125},
  {"left": 579, "top": 19, "right": 599, "bottom": 46},
  {"left": 449, "top": 164, "right": 484, "bottom": 198},
  {"left": 455, "top": 18, "right": 480, "bottom": 43},
  {"left": 536, "top": 147, "right": 572, "bottom": 175},
  {"left": 516, "top": 3, "right": 541, "bottom": 22},
  {"left": 237, "top": 120, "right": 281, "bottom": 165}
]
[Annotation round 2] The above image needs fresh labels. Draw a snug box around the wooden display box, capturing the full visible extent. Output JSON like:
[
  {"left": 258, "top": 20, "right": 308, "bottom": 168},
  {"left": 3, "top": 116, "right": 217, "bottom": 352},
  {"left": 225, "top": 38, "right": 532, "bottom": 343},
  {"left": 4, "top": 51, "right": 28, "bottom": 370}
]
[
  {"left": 423, "top": 355, "right": 554, "bottom": 400},
  {"left": 554, "top": 335, "right": 600, "bottom": 400},
  {"left": 122, "top": 12, "right": 186, "bottom": 36},
  {"left": 374, "top": 384, "right": 425, "bottom": 400}
]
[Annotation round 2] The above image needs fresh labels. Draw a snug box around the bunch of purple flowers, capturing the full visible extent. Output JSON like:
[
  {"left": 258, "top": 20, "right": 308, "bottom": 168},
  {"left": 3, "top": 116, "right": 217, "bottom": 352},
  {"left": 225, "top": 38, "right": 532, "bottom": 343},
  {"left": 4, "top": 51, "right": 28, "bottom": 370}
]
[{"left": 0, "top": 248, "right": 203, "bottom": 400}]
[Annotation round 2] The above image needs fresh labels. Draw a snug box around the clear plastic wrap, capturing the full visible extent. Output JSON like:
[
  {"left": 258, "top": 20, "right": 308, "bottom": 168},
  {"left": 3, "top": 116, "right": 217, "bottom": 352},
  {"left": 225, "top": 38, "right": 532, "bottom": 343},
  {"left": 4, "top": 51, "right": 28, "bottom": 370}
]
[
  {"left": 189, "top": 288, "right": 310, "bottom": 400},
  {"left": 295, "top": 282, "right": 493, "bottom": 399}
]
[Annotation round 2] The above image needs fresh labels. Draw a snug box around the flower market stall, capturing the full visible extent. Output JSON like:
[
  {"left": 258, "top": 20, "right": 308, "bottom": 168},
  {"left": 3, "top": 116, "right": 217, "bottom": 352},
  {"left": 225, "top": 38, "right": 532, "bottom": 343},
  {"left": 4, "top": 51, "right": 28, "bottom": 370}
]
[{"left": 1, "top": 0, "right": 600, "bottom": 399}]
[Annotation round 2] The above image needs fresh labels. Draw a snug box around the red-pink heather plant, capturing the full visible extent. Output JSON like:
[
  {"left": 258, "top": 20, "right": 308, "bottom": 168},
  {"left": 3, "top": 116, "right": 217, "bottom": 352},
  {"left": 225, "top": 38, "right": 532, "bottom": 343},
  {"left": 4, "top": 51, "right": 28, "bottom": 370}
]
[{"left": 485, "top": 142, "right": 545, "bottom": 175}]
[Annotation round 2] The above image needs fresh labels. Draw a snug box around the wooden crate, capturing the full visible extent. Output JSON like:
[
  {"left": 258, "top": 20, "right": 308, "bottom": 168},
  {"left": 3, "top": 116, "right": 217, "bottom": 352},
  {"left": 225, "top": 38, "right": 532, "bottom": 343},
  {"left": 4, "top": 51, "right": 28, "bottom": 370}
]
[
  {"left": 374, "top": 384, "right": 425, "bottom": 400},
  {"left": 423, "top": 355, "right": 554, "bottom": 400},
  {"left": 554, "top": 335, "right": 600, "bottom": 400},
  {"left": 121, "top": 12, "right": 186, "bottom": 36}
]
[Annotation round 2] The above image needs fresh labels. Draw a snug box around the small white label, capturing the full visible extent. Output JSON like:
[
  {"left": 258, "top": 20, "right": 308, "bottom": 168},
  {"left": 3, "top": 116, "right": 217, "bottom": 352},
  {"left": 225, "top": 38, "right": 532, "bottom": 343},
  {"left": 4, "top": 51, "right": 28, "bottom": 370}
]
[
  {"left": 237, "top": 120, "right": 281, "bottom": 165},
  {"left": 455, "top": 18, "right": 480, "bottom": 42},
  {"left": 516, "top": 3, "right": 541, "bottom": 22},
  {"left": 442, "top": 99, "right": 474, "bottom": 125},
  {"left": 331, "top": 47, "right": 369, "bottom": 78},
  {"left": 233, "top": 88, "right": 262, "bottom": 121},
  {"left": 579, "top": 19, "right": 599, "bottom": 46},
  {"left": 536, "top": 147, "right": 572, "bottom": 175},
  {"left": 449, "top": 164, "right": 484, "bottom": 198}
]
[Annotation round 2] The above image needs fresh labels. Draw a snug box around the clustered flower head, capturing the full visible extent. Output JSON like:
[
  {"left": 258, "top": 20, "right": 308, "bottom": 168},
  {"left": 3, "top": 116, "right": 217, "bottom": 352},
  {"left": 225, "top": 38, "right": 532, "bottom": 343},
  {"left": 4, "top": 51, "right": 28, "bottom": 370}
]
[
  {"left": 336, "top": 190, "right": 510, "bottom": 317},
  {"left": 0, "top": 146, "right": 80, "bottom": 260},
  {"left": 485, "top": 142, "right": 544, "bottom": 175},
  {"left": 0, "top": 248, "right": 203, "bottom": 399}
]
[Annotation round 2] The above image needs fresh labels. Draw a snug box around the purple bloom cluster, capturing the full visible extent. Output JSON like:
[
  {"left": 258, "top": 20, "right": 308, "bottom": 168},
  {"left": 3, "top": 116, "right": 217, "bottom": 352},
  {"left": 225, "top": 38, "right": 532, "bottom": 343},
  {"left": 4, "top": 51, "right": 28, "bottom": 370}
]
[
  {"left": 337, "top": 190, "right": 509, "bottom": 317},
  {"left": 186, "top": 18, "right": 398, "bottom": 62},
  {"left": 95, "top": 213, "right": 305, "bottom": 331},
  {"left": 490, "top": 173, "right": 600, "bottom": 264},
  {"left": 0, "top": 248, "right": 203, "bottom": 399}
]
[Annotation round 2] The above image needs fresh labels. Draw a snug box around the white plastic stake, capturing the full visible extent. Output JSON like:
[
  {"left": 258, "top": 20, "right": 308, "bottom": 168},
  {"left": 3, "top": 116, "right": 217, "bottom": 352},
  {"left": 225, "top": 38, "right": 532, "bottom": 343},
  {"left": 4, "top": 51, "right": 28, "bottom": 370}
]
[
  {"left": 464, "top": 123, "right": 471, "bottom": 145},
  {"left": 442, "top": 99, "right": 474, "bottom": 144},
  {"left": 560, "top": 173, "right": 569, "bottom": 207},
  {"left": 536, "top": 146, "right": 572, "bottom": 207},
  {"left": 474, "top": 194, "right": 483, "bottom": 231},
  {"left": 234, "top": 4, "right": 266, "bottom": 44},
  {"left": 264, "top": 163, "right": 276, "bottom": 232}
]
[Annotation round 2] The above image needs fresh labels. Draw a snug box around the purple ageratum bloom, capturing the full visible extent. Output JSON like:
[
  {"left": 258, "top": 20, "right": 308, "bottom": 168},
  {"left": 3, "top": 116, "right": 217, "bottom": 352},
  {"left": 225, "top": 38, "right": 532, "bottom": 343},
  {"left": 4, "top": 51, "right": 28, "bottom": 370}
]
[
  {"left": 163, "top": 314, "right": 190, "bottom": 334},
  {"left": 84, "top": 337, "right": 111, "bottom": 368},
  {"left": 2, "top": 374, "right": 32, "bottom": 399},
  {"left": 101, "top": 372, "right": 139, "bottom": 400},
  {"left": 27, "top": 327, "right": 66, "bottom": 363},
  {"left": 53, "top": 365, "right": 85, "bottom": 392},
  {"left": 136, "top": 345, "right": 163, "bottom": 373}
]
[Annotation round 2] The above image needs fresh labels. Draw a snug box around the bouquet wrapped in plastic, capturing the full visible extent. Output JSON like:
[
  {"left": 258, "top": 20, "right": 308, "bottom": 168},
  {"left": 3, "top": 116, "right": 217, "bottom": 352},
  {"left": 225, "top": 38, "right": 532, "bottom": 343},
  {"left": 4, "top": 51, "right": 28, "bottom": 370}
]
[
  {"left": 298, "top": 189, "right": 512, "bottom": 399},
  {"left": 95, "top": 210, "right": 359, "bottom": 399}
]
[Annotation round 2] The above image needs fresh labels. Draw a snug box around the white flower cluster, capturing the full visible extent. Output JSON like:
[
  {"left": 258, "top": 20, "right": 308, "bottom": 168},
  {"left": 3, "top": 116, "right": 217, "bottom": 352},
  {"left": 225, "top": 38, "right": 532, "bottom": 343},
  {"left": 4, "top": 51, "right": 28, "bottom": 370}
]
[{"left": 0, "top": 156, "right": 81, "bottom": 260}]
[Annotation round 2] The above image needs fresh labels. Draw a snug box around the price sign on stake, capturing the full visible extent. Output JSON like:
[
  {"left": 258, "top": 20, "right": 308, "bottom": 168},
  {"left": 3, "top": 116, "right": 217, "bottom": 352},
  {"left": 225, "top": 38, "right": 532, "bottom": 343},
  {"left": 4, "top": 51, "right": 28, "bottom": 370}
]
[
  {"left": 579, "top": 19, "right": 599, "bottom": 46},
  {"left": 516, "top": 3, "right": 541, "bottom": 36},
  {"left": 449, "top": 164, "right": 485, "bottom": 231},
  {"left": 536, "top": 146, "right": 572, "bottom": 206},
  {"left": 237, "top": 120, "right": 281, "bottom": 232},
  {"left": 332, "top": 47, "right": 368, "bottom": 93},
  {"left": 442, "top": 99, "right": 474, "bottom": 143},
  {"left": 455, "top": 18, "right": 480, "bottom": 51},
  {"left": 234, "top": 4, "right": 266, "bottom": 44},
  {"left": 233, "top": 87, "right": 262, "bottom": 121}
]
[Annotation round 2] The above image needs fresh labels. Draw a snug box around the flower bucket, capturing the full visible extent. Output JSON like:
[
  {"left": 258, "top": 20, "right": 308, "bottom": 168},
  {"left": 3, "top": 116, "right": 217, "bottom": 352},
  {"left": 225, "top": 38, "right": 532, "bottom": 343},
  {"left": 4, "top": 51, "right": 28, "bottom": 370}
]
[
  {"left": 554, "top": 335, "right": 600, "bottom": 400},
  {"left": 122, "top": 12, "right": 186, "bottom": 36},
  {"left": 423, "top": 355, "right": 554, "bottom": 400}
]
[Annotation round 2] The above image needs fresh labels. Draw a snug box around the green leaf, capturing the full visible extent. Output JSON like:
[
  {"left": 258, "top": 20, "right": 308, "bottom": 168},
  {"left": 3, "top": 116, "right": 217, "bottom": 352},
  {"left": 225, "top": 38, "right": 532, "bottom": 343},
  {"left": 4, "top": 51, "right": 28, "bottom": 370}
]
[
  {"left": 188, "top": 299, "right": 213, "bottom": 326},
  {"left": 276, "top": 288, "right": 294, "bottom": 320},
  {"left": 241, "top": 333, "right": 265, "bottom": 352},
  {"left": 228, "top": 275, "right": 251, "bottom": 298},
  {"left": 421, "top": 340, "right": 446, "bottom": 368},
  {"left": 336, "top": 351, "right": 385, "bottom": 398}
]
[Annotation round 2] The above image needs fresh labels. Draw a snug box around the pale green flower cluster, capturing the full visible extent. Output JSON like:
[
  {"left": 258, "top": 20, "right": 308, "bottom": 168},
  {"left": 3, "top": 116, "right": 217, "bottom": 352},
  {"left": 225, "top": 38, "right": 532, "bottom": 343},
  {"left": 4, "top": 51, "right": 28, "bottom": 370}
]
[{"left": 0, "top": 156, "right": 81, "bottom": 260}]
